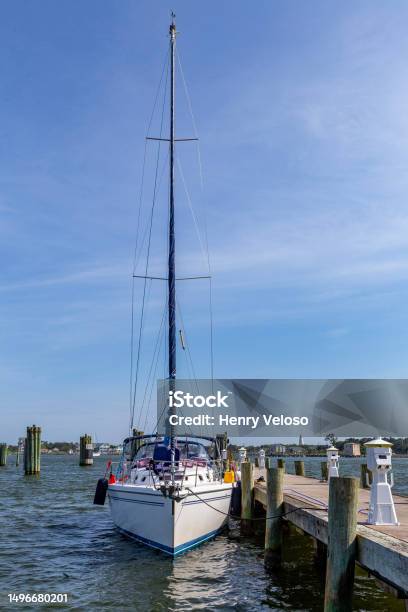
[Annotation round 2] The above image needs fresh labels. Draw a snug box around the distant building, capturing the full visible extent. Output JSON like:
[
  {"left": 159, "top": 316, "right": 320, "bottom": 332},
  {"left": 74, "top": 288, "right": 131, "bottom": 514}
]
[
  {"left": 99, "top": 443, "right": 111, "bottom": 454},
  {"left": 269, "top": 444, "right": 286, "bottom": 455},
  {"left": 298, "top": 434, "right": 304, "bottom": 446},
  {"left": 343, "top": 442, "right": 361, "bottom": 457}
]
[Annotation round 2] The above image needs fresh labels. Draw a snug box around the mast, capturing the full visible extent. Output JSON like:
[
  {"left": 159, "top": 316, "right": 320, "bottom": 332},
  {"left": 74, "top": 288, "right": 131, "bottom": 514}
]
[{"left": 168, "top": 14, "right": 177, "bottom": 457}]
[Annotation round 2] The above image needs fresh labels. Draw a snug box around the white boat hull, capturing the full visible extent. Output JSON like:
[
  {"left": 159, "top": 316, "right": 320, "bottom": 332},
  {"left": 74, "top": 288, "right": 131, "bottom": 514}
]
[{"left": 108, "top": 482, "right": 233, "bottom": 555}]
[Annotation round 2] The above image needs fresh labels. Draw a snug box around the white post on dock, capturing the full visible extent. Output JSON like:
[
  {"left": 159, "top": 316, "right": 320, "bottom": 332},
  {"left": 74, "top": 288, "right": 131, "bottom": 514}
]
[
  {"left": 364, "top": 438, "right": 399, "bottom": 525},
  {"left": 326, "top": 446, "right": 339, "bottom": 480},
  {"left": 238, "top": 446, "right": 247, "bottom": 466},
  {"left": 258, "top": 448, "right": 265, "bottom": 470}
]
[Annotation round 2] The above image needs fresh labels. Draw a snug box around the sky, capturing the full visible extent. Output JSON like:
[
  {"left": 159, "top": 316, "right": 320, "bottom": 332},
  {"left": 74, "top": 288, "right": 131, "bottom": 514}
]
[{"left": 2, "top": 1, "right": 408, "bottom": 443}]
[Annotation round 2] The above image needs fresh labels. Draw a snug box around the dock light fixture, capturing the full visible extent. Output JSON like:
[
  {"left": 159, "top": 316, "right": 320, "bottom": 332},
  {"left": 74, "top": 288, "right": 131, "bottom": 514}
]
[
  {"left": 258, "top": 448, "right": 266, "bottom": 470},
  {"left": 364, "top": 438, "right": 399, "bottom": 526},
  {"left": 239, "top": 446, "right": 247, "bottom": 465},
  {"left": 326, "top": 446, "right": 339, "bottom": 480}
]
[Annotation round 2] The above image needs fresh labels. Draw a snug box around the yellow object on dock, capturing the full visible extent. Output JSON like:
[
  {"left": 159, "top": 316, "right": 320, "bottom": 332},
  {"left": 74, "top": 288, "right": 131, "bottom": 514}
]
[{"left": 223, "top": 470, "right": 235, "bottom": 483}]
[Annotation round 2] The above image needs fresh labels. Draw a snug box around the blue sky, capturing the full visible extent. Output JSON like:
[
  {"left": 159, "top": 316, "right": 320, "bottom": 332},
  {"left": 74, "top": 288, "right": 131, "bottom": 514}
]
[{"left": 2, "top": 2, "right": 408, "bottom": 443}]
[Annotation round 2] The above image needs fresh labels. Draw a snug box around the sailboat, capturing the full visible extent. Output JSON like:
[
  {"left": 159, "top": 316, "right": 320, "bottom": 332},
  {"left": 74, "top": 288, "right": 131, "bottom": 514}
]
[
  {"left": 94, "top": 16, "right": 234, "bottom": 556},
  {"left": 93, "top": 433, "right": 101, "bottom": 457}
]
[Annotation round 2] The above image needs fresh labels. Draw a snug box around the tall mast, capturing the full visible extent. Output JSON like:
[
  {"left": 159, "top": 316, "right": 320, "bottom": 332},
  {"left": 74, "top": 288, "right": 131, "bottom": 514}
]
[{"left": 168, "top": 15, "right": 177, "bottom": 455}]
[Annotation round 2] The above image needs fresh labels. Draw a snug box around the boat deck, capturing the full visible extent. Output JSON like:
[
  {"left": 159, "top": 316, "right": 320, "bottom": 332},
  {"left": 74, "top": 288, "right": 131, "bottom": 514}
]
[{"left": 253, "top": 471, "right": 408, "bottom": 595}]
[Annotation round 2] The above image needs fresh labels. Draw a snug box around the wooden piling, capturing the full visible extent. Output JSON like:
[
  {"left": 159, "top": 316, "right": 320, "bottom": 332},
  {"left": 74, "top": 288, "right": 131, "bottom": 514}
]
[
  {"left": 324, "top": 477, "right": 358, "bottom": 612},
  {"left": 277, "top": 458, "right": 285, "bottom": 471},
  {"left": 24, "top": 425, "right": 41, "bottom": 475},
  {"left": 79, "top": 434, "right": 93, "bottom": 466},
  {"left": 227, "top": 446, "right": 233, "bottom": 471},
  {"left": 264, "top": 466, "right": 284, "bottom": 568},
  {"left": 321, "top": 461, "right": 328, "bottom": 481},
  {"left": 241, "top": 461, "right": 254, "bottom": 535},
  {"left": 216, "top": 432, "right": 228, "bottom": 470},
  {"left": 131, "top": 429, "right": 144, "bottom": 458},
  {"left": 314, "top": 539, "right": 327, "bottom": 571},
  {"left": 360, "top": 463, "right": 372, "bottom": 489},
  {"left": 0, "top": 443, "right": 8, "bottom": 467},
  {"left": 294, "top": 460, "right": 305, "bottom": 477},
  {"left": 216, "top": 432, "right": 227, "bottom": 454}
]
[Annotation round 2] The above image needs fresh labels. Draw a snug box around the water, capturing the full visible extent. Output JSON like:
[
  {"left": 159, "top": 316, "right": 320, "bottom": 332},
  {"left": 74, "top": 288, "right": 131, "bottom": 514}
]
[{"left": 0, "top": 455, "right": 406, "bottom": 611}]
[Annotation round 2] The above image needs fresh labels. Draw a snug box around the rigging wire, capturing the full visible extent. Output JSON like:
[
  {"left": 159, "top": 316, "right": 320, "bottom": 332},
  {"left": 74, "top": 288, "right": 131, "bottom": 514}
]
[
  {"left": 176, "top": 50, "right": 203, "bottom": 189},
  {"left": 143, "top": 320, "right": 167, "bottom": 433},
  {"left": 185, "top": 488, "right": 327, "bottom": 521},
  {"left": 177, "top": 49, "right": 214, "bottom": 387},
  {"left": 129, "top": 49, "right": 170, "bottom": 422},
  {"left": 130, "top": 48, "right": 170, "bottom": 434},
  {"left": 176, "top": 158, "right": 208, "bottom": 264},
  {"left": 139, "top": 302, "right": 167, "bottom": 430},
  {"left": 177, "top": 146, "right": 214, "bottom": 390},
  {"left": 132, "top": 49, "right": 170, "bottom": 275},
  {"left": 132, "top": 150, "right": 170, "bottom": 274},
  {"left": 176, "top": 300, "right": 200, "bottom": 394},
  {"left": 130, "top": 43, "right": 216, "bottom": 435}
]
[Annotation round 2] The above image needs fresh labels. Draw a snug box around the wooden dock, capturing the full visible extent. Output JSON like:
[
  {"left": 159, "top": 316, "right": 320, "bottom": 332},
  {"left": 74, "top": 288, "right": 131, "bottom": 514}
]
[{"left": 253, "top": 470, "right": 408, "bottom": 600}]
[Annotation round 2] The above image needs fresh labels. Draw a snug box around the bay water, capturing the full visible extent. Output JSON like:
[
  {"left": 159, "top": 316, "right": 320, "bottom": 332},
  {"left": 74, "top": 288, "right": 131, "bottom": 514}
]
[{"left": 0, "top": 455, "right": 406, "bottom": 611}]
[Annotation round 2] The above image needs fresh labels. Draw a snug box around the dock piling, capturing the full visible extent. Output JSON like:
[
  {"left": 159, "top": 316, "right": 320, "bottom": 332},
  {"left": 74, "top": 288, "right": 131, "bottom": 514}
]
[
  {"left": 360, "top": 463, "right": 372, "bottom": 489},
  {"left": 277, "top": 458, "right": 285, "bottom": 471},
  {"left": 216, "top": 432, "right": 228, "bottom": 470},
  {"left": 132, "top": 429, "right": 144, "bottom": 457},
  {"left": 241, "top": 461, "right": 254, "bottom": 535},
  {"left": 294, "top": 460, "right": 305, "bottom": 477},
  {"left": 321, "top": 461, "right": 328, "bottom": 481},
  {"left": 314, "top": 539, "right": 327, "bottom": 570},
  {"left": 24, "top": 426, "right": 41, "bottom": 475},
  {"left": 0, "top": 443, "right": 8, "bottom": 467},
  {"left": 324, "top": 477, "right": 358, "bottom": 612},
  {"left": 264, "top": 466, "right": 284, "bottom": 569},
  {"left": 79, "top": 434, "right": 93, "bottom": 466}
]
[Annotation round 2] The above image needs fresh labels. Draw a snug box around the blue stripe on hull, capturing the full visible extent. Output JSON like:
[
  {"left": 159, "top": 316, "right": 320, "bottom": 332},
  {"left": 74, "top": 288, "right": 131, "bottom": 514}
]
[
  {"left": 109, "top": 494, "right": 164, "bottom": 506},
  {"left": 183, "top": 494, "right": 231, "bottom": 505},
  {"left": 116, "top": 526, "right": 222, "bottom": 556}
]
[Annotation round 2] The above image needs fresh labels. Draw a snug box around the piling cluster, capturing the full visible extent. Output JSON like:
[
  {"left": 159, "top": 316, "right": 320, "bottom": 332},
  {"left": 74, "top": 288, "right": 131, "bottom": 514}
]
[
  {"left": 79, "top": 434, "right": 93, "bottom": 466},
  {"left": 24, "top": 425, "right": 41, "bottom": 475},
  {"left": 0, "top": 443, "right": 8, "bottom": 467}
]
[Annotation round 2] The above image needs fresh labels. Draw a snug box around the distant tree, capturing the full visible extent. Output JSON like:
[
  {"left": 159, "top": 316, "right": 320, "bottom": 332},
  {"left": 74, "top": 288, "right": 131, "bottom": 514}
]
[{"left": 324, "top": 433, "right": 338, "bottom": 447}]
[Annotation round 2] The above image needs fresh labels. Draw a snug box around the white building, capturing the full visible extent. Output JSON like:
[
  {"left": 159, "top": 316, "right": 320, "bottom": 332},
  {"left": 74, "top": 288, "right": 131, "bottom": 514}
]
[
  {"left": 269, "top": 444, "right": 286, "bottom": 455},
  {"left": 343, "top": 442, "right": 361, "bottom": 457}
]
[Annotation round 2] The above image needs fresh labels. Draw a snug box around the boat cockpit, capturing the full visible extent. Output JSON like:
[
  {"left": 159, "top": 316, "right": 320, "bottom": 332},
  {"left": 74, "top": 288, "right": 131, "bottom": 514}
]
[{"left": 114, "top": 436, "right": 223, "bottom": 489}]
